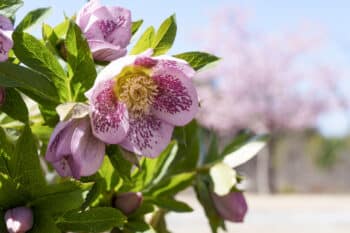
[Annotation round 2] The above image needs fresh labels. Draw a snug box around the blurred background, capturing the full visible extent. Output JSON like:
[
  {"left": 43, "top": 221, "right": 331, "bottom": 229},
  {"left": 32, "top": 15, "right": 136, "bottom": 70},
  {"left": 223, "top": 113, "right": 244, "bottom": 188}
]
[{"left": 20, "top": 0, "right": 350, "bottom": 232}]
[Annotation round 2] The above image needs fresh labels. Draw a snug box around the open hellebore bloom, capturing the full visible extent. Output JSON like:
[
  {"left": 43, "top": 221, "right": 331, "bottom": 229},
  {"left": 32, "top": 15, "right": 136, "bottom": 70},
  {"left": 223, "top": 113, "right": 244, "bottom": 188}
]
[
  {"left": 86, "top": 52, "right": 199, "bottom": 157},
  {"left": 0, "top": 15, "right": 14, "bottom": 62},
  {"left": 211, "top": 192, "right": 248, "bottom": 223},
  {"left": 0, "top": 87, "right": 5, "bottom": 106},
  {"left": 113, "top": 192, "right": 143, "bottom": 215},
  {"left": 45, "top": 117, "right": 105, "bottom": 179},
  {"left": 76, "top": 0, "right": 131, "bottom": 61},
  {"left": 4, "top": 207, "right": 33, "bottom": 233}
]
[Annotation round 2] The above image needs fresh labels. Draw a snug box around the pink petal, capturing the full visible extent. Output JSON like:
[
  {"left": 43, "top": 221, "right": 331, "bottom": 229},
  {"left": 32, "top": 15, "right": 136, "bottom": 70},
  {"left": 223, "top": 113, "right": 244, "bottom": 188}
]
[
  {"left": 154, "top": 55, "right": 196, "bottom": 78},
  {"left": 71, "top": 118, "right": 105, "bottom": 177},
  {"left": 76, "top": 0, "right": 101, "bottom": 30},
  {"left": 52, "top": 155, "right": 80, "bottom": 178},
  {"left": 104, "top": 7, "right": 132, "bottom": 47},
  {"left": 120, "top": 115, "right": 173, "bottom": 158},
  {"left": 0, "top": 15, "right": 13, "bottom": 31},
  {"left": 0, "top": 30, "right": 13, "bottom": 62},
  {"left": 151, "top": 66, "right": 199, "bottom": 126},
  {"left": 88, "top": 40, "right": 127, "bottom": 61},
  {"left": 90, "top": 80, "right": 129, "bottom": 144}
]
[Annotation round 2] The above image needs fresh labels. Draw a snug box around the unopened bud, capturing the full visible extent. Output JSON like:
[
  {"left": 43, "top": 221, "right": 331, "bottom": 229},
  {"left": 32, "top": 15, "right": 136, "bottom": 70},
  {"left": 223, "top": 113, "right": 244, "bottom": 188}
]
[
  {"left": 113, "top": 192, "right": 143, "bottom": 215},
  {"left": 4, "top": 207, "right": 34, "bottom": 233}
]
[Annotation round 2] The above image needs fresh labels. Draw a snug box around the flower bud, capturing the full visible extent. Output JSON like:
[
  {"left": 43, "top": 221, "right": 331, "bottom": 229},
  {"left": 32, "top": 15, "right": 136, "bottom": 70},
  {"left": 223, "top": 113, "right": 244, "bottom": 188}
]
[
  {"left": 0, "top": 87, "right": 5, "bottom": 106},
  {"left": 113, "top": 192, "right": 143, "bottom": 215},
  {"left": 4, "top": 207, "right": 34, "bottom": 233},
  {"left": 211, "top": 192, "right": 248, "bottom": 223}
]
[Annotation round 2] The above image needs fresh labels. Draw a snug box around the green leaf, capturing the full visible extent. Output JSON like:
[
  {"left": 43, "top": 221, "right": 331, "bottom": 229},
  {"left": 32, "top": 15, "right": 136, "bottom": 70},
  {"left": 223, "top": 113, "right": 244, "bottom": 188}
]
[
  {"left": 202, "top": 132, "right": 220, "bottom": 165},
  {"left": 8, "top": 125, "right": 46, "bottom": 196},
  {"left": 65, "top": 20, "right": 97, "bottom": 101},
  {"left": 147, "top": 172, "right": 195, "bottom": 197},
  {"left": 150, "top": 197, "right": 193, "bottom": 213},
  {"left": 0, "top": 127, "right": 13, "bottom": 174},
  {"left": 107, "top": 146, "right": 132, "bottom": 185},
  {"left": 0, "top": 62, "right": 59, "bottom": 105},
  {"left": 29, "top": 211, "right": 61, "bottom": 233},
  {"left": 173, "top": 52, "right": 220, "bottom": 71},
  {"left": 0, "top": 173, "right": 29, "bottom": 209},
  {"left": 0, "top": 88, "right": 29, "bottom": 123},
  {"left": 0, "top": 0, "right": 23, "bottom": 18},
  {"left": 98, "top": 156, "right": 119, "bottom": 191},
  {"left": 131, "top": 26, "right": 155, "bottom": 55},
  {"left": 152, "top": 14, "right": 177, "bottom": 56},
  {"left": 221, "top": 131, "right": 256, "bottom": 156},
  {"left": 57, "top": 207, "right": 127, "bottom": 232},
  {"left": 12, "top": 32, "right": 68, "bottom": 102},
  {"left": 132, "top": 20, "right": 144, "bottom": 36},
  {"left": 16, "top": 7, "right": 52, "bottom": 32},
  {"left": 32, "top": 181, "right": 87, "bottom": 215}
]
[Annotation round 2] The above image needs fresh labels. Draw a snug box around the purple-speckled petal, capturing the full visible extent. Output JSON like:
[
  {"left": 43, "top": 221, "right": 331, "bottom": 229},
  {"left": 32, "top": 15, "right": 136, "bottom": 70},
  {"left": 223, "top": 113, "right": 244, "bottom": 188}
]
[
  {"left": 104, "top": 7, "right": 131, "bottom": 47},
  {"left": 120, "top": 115, "right": 173, "bottom": 158},
  {"left": 76, "top": 0, "right": 101, "bottom": 30},
  {"left": 154, "top": 55, "right": 196, "bottom": 78},
  {"left": 90, "top": 80, "right": 129, "bottom": 144},
  {"left": 88, "top": 39, "right": 127, "bottom": 61},
  {"left": 151, "top": 65, "right": 199, "bottom": 126},
  {"left": 71, "top": 118, "right": 105, "bottom": 177},
  {"left": 0, "top": 30, "right": 13, "bottom": 62},
  {"left": 5, "top": 207, "right": 33, "bottom": 233}
]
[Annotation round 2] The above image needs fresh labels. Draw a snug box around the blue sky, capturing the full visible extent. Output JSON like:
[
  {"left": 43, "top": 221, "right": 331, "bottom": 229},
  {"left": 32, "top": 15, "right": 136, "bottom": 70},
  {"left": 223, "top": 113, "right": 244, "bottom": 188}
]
[{"left": 18, "top": 0, "right": 350, "bottom": 137}]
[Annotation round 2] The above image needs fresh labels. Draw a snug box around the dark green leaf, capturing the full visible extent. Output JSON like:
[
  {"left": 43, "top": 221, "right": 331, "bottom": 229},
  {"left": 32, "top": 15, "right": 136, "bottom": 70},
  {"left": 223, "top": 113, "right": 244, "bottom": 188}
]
[
  {"left": 221, "top": 131, "right": 256, "bottom": 156},
  {"left": 0, "top": 127, "right": 13, "bottom": 174},
  {"left": 0, "top": 0, "right": 23, "bottom": 18},
  {"left": 152, "top": 15, "right": 177, "bottom": 56},
  {"left": 65, "top": 21, "right": 97, "bottom": 101},
  {"left": 132, "top": 20, "right": 144, "bottom": 36},
  {"left": 0, "top": 173, "right": 29, "bottom": 209},
  {"left": 29, "top": 211, "right": 61, "bottom": 233},
  {"left": 173, "top": 52, "right": 220, "bottom": 71},
  {"left": 131, "top": 26, "right": 155, "bottom": 55},
  {"left": 0, "top": 88, "right": 28, "bottom": 123},
  {"left": 16, "top": 7, "right": 52, "bottom": 32},
  {"left": 57, "top": 207, "right": 127, "bottom": 232},
  {"left": 150, "top": 197, "right": 193, "bottom": 213}
]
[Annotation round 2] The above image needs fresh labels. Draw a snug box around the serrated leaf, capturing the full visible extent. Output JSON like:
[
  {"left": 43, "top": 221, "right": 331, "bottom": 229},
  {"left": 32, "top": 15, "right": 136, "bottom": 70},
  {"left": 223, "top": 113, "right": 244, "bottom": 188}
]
[
  {"left": 210, "top": 163, "right": 236, "bottom": 196},
  {"left": 12, "top": 32, "right": 68, "bottom": 101},
  {"left": 65, "top": 21, "right": 97, "bottom": 101},
  {"left": 0, "top": 88, "right": 29, "bottom": 123},
  {"left": 57, "top": 207, "right": 126, "bottom": 232},
  {"left": 132, "top": 20, "right": 144, "bottom": 36},
  {"left": 152, "top": 14, "right": 177, "bottom": 56},
  {"left": 0, "top": 62, "right": 59, "bottom": 105},
  {"left": 131, "top": 26, "right": 155, "bottom": 55},
  {"left": 0, "top": 0, "right": 23, "bottom": 18},
  {"left": 173, "top": 52, "right": 220, "bottom": 71},
  {"left": 16, "top": 7, "right": 52, "bottom": 32}
]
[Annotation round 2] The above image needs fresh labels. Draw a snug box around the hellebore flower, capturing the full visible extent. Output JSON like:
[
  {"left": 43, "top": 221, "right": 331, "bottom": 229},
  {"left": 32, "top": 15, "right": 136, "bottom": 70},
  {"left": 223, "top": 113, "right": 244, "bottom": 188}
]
[
  {"left": 211, "top": 192, "right": 248, "bottom": 223},
  {"left": 76, "top": 0, "right": 131, "bottom": 61},
  {"left": 113, "top": 192, "right": 143, "bottom": 215},
  {"left": 0, "top": 15, "right": 14, "bottom": 62},
  {"left": 85, "top": 52, "right": 199, "bottom": 157},
  {"left": 0, "top": 87, "right": 5, "bottom": 106},
  {"left": 45, "top": 117, "right": 105, "bottom": 179},
  {"left": 4, "top": 207, "right": 33, "bottom": 233}
]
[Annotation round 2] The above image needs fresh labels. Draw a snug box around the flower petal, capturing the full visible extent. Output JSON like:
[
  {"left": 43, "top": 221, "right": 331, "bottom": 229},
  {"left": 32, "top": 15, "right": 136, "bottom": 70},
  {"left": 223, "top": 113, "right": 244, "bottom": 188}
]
[
  {"left": 104, "top": 7, "right": 131, "bottom": 47},
  {"left": 88, "top": 40, "right": 127, "bottom": 61},
  {"left": 0, "top": 31, "right": 13, "bottom": 62},
  {"left": 76, "top": 0, "right": 101, "bottom": 30},
  {"left": 120, "top": 115, "right": 173, "bottom": 158},
  {"left": 151, "top": 66, "right": 199, "bottom": 126},
  {"left": 154, "top": 55, "right": 196, "bottom": 78},
  {"left": 0, "top": 15, "right": 13, "bottom": 31},
  {"left": 71, "top": 118, "right": 105, "bottom": 177},
  {"left": 52, "top": 155, "right": 80, "bottom": 178},
  {"left": 89, "top": 80, "right": 129, "bottom": 144}
]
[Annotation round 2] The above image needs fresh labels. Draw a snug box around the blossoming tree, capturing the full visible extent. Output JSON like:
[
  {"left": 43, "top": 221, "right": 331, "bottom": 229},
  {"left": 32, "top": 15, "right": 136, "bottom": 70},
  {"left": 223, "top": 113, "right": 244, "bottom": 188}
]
[{"left": 0, "top": 1, "right": 262, "bottom": 232}]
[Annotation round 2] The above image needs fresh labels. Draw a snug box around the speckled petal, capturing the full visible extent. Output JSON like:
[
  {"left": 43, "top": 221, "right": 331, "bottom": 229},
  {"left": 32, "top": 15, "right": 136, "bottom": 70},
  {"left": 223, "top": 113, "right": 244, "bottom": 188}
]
[
  {"left": 89, "top": 80, "right": 129, "bottom": 144},
  {"left": 154, "top": 55, "right": 196, "bottom": 78},
  {"left": 151, "top": 66, "right": 199, "bottom": 126},
  {"left": 88, "top": 39, "right": 127, "bottom": 61},
  {"left": 120, "top": 115, "right": 173, "bottom": 158},
  {"left": 104, "top": 7, "right": 132, "bottom": 47}
]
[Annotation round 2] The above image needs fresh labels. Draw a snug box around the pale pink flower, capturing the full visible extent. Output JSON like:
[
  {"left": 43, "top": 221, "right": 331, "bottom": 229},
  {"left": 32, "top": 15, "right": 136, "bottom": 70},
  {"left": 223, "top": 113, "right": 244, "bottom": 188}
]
[
  {"left": 76, "top": 0, "right": 131, "bottom": 61},
  {"left": 4, "top": 207, "right": 33, "bottom": 233},
  {"left": 86, "top": 52, "right": 198, "bottom": 157},
  {"left": 0, "top": 15, "right": 14, "bottom": 62},
  {"left": 45, "top": 117, "right": 105, "bottom": 179}
]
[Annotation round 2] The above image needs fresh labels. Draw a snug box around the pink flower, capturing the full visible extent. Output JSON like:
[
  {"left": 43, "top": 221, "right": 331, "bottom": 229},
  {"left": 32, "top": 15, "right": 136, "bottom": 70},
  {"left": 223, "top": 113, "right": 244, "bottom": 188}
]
[
  {"left": 0, "top": 87, "right": 5, "bottom": 106},
  {"left": 113, "top": 192, "right": 143, "bottom": 215},
  {"left": 85, "top": 52, "right": 199, "bottom": 158},
  {"left": 4, "top": 207, "right": 33, "bottom": 233},
  {"left": 0, "top": 15, "right": 14, "bottom": 62},
  {"left": 211, "top": 192, "right": 248, "bottom": 223},
  {"left": 76, "top": 0, "right": 131, "bottom": 61},
  {"left": 45, "top": 117, "right": 105, "bottom": 179}
]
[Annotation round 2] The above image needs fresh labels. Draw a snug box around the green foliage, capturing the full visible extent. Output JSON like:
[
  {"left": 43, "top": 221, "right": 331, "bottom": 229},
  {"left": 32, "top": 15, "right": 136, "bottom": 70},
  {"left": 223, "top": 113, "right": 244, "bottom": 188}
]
[
  {"left": 132, "top": 20, "right": 144, "bottom": 36},
  {"left": 0, "top": 88, "right": 28, "bottom": 123},
  {"left": 174, "top": 52, "right": 220, "bottom": 71},
  {"left": 152, "top": 15, "right": 177, "bottom": 56},
  {"left": 131, "top": 26, "right": 155, "bottom": 55},
  {"left": 15, "top": 7, "right": 52, "bottom": 32},
  {"left": 0, "top": 0, "right": 23, "bottom": 18}
]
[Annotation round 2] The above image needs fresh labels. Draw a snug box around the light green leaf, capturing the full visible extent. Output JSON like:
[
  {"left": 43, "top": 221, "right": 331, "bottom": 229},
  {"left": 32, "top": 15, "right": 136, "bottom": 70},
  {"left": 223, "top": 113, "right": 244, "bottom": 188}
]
[
  {"left": 209, "top": 162, "right": 237, "bottom": 196},
  {"left": 0, "top": 0, "right": 23, "bottom": 18},
  {"left": 132, "top": 20, "right": 144, "bottom": 36},
  {"left": 16, "top": 7, "right": 52, "bottom": 32},
  {"left": 131, "top": 26, "right": 155, "bottom": 55},
  {"left": 57, "top": 207, "right": 127, "bottom": 232},
  {"left": 0, "top": 88, "right": 28, "bottom": 123},
  {"left": 152, "top": 14, "right": 177, "bottom": 56},
  {"left": 65, "top": 21, "right": 97, "bottom": 101},
  {"left": 173, "top": 52, "right": 220, "bottom": 71}
]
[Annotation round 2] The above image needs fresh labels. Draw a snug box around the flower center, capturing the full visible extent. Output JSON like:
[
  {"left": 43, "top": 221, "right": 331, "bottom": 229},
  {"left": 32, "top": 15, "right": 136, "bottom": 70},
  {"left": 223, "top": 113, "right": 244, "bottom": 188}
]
[{"left": 114, "top": 66, "right": 158, "bottom": 116}]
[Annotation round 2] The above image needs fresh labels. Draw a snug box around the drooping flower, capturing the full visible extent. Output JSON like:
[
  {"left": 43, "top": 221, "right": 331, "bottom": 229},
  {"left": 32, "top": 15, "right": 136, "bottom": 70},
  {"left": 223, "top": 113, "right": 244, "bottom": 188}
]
[
  {"left": 211, "top": 191, "right": 248, "bottom": 223},
  {"left": 45, "top": 117, "right": 105, "bottom": 179},
  {"left": 86, "top": 52, "right": 199, "bottom": 157},
  {"left": 113, "top": 192, "right": 143, "bottom": 215},
  {"left": 0, "top": 87, "right": 5, "bottom": 106},
  {"left": 4, "top": 207, "right": 33, "bottom": 233},
  {"left": 76, "top": 0, "right": 131, "bottom": 61},
  {"left": 0, "top": 15, "right": 14, "bottom": 62}
]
